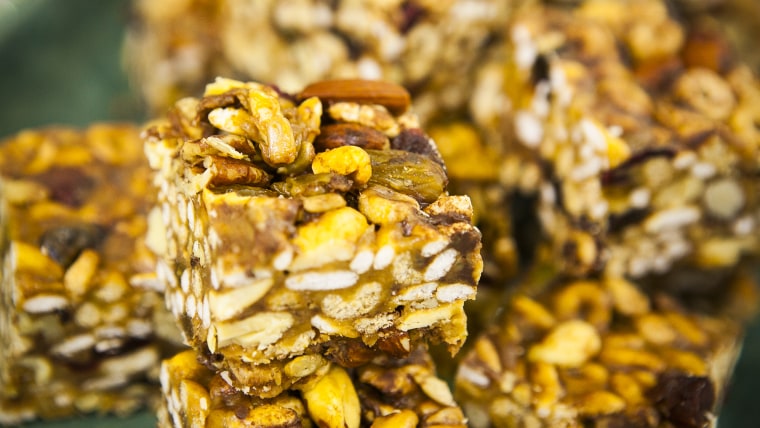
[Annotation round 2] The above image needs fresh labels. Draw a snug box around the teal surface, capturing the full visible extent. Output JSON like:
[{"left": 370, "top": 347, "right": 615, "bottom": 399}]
[{"left": 0, "top": 1, "right": 758, "bottom": 427}]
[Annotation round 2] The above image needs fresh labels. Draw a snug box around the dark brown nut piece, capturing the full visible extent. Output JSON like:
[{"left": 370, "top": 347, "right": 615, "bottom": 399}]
[
  {"left": 297, "top": 79, "right": 411, "bottom": 115},
  {"left": 650, "top": 372, "right": 715, "bottom": 428},
  {"left": 314, "top": 123, "right": 390, "bottom": 152},
  {"left": 366, "top": 149, "right": 447, "bottom": 204}
]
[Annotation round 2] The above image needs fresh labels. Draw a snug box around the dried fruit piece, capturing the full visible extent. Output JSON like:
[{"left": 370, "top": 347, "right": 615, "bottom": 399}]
[
  {"left": 314, "top": 123, "right": 390, "bottom": 152},
  {"left": 367, "top": 149, "right": 448, "bottom": 204}
]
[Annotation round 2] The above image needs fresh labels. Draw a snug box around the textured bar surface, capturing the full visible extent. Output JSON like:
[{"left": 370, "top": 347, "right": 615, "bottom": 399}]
[
  {"left": 124, "top": 0, "right": 512, "bottom": 123},
  {"left": 144, "top": 78, "right": 482, "bottom": 397},
  {"left": 471, "top": 0, "right": 760, "bottom": 281},
  {"left": 0, "top": 125, "right": 173, "bottom": 424},
  {"left": 454, "top": 264, "right": 758, "bottom": 428},
  {"left": 159, "top": 346, "right": 466, "bottom": 428}
]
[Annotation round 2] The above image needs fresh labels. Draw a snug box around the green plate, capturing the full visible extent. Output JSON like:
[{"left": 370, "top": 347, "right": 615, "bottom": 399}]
[{"left": 0, "top": 0, "right": 758, "bottom": 427}]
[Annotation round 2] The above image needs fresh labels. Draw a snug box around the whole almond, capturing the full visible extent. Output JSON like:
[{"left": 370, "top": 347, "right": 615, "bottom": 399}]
[{"left": 297, "top": 79, "right": 411, "bottom": 115}]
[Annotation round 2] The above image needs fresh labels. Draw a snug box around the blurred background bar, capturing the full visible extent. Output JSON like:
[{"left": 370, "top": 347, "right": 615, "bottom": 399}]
[{"left": 0, "top": 0, "right": 758, "bottom": 426}]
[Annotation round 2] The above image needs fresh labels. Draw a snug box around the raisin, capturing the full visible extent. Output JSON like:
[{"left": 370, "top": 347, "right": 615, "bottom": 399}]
[
  {"left": 391, "top": 128, "right": 445, "bottom": 166},
  {"left": 650, "top": 372, "right": 715, "bottom": 428},
  {"left": 35, "top": 167, "right": 95, "bottom": 207},
  {"left": 39, "top": 224, "right": 107, "bottom": 268}
]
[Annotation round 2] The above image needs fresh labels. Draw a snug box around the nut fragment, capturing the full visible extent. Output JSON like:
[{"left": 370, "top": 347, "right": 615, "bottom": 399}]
[
  {"left": 203, "top": 155, "right": 272, "bottom": 187},
  {"left": 301, "top": 365, "right": 361, "bottom": 428},
  {"left": 371, "top": 410, "right": 419, "bottom": 428},
  {"left": 63, "top": 249, "right": 100, "bottom": 300},
  {"left": 674, "top": 68, "right": 736, "bottom": 121},
  {"left": 528, "top": 320, "right": 602, "bottom": 367},
  {"left": 358, "top": 185, "right": 420, "bottom": 225},
  {"left": 312, "top": 146, "right": 372, "bottom": 186}
]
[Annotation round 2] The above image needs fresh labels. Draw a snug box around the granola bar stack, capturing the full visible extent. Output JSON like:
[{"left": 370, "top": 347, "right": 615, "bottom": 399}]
[
  {"left": 124, "top": 0, "right": 513, "bottom": 124},
  {"left": 144, "top": 77, "right": 482, "bottom": 426},
  {"left": 0, "top": 125, "right": 178, "bottom": 423}
]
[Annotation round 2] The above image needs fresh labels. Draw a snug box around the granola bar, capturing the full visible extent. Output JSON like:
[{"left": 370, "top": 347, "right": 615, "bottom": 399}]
[
  {"left": 0, "top": 125, "right": 176, "bottom": 423},
  {"left": 454, "top": 266, "right": 758, "bottom": 428},
  {"left": 158, "top": 346, "right": 466, "bottom": 427},
  {"left": 124, "top": 0, "right": 512, "bottom": 124},
  {"left": 476, "top": 0, "right": 760, "bottom": 280},
  {"left": 144, "top": 78, "right": 483, "bottom": 397}
]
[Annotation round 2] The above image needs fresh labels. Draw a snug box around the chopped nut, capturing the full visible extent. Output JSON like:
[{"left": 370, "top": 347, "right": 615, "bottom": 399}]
[
  {"left": 604, "top": 276, "right": 650, "bottom": 316},
  {"left": 203, "top": 155, "right": 272, "bottom": 188},
  {"left": 358, "top": 185, "right": 420, "bottom": 225},
  {"left": 674, "top": 68, "right": 736, "bottom": 121},
  {"left": 574, "top": 391, "right": 626, "bottom": 416},
  {"left": 301, "top": 366, "right": 361, "bottom": 428},
  {"left": 553, "top": 281, "right": 611, "bottom": 330},
  {"left": 301, "top": 193, "right": 347, "bottom": 213},
  {"left": 371, "top": 410, "right": 419, "bottom": 428},
  {"left": 528, "top": 320, "right": 602, "bottom": 367},
  {"left": 312, "top": 145, "right": 372, "bottom": 186},
  {"left": 63, "top": 249, "right": 100, "bottom": 301}
]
